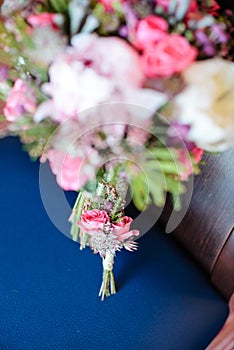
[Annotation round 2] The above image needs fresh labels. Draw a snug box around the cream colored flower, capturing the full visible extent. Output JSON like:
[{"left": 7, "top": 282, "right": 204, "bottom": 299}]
[{"left": 172, "top": 58, "right": 234, "bottom": 151}]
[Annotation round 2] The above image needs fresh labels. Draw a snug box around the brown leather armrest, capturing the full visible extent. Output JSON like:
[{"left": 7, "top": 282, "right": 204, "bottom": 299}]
[{"left": 160, "top": 148, "right": 234, "bottom": 300}]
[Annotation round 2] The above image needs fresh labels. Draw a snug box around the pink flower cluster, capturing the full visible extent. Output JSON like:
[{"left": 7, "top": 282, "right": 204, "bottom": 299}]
[
  {"left": 46, "top": 148, "right": 99, "bottom": 191},
  {"left": 2, "top": 0, "right": 217, "bottom": 195},
  {"left": 77, "top": 209, "right": 139, "bottom": 241},
  {"left": 4, "top": 79, "right": 36, "bottom": 122},
  {"left": 133, "top": 15, "right": 198, "bottom": 77}
]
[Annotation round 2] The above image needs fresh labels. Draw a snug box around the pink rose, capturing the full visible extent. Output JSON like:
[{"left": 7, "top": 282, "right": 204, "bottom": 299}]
[
  {"left": 27, "top": 13, "right": 63, "bottom": 29},
  {"left": 4, "top": 79, "right": 36, "bottom": 121},
  {"left": 133, "top": 15, "right": 168, "bottom": 50},
  {"left": 46, "top": 149, "right": 95, "bottom": 191},
  {"left": 141, "top": 34, "right": 197, "bottom": 77},
  {"left": 112, "top": 216, "right": 139, "bottom": 241},
  {"left": 77, "top": 210, "right": 110, "bottom": 233}
]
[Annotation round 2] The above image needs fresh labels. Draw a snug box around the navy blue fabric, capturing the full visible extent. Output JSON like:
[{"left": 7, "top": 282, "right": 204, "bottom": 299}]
[{"left": 0, "top": 137, "right": 228, "bottom": 350}]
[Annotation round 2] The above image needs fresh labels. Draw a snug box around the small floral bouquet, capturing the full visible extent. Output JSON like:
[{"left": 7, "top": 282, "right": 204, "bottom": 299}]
[{"left": 0, "top": 0, "right": 234, "bottom": 299}]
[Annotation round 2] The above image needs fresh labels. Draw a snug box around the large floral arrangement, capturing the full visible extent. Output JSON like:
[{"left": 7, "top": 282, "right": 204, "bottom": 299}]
[{"left": 0, "top": 0, "right": 234, "bottom": 299}]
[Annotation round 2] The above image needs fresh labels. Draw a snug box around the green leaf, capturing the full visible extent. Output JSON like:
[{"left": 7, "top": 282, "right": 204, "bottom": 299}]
[
  {"left": 145, "top": 159, "right": 182, "bottom": 175},
  {"left": 150, "top": 147, "right": 177, "bottom": 160},
  {"left": 130, "top": 173, "right": 150, "bottom": 211},
  {"left": 147, "top": 176, "right": 166, "bottom": 207},
  {"left": 165, "top": 175, "right": 185, "bottom": 194},
  {"left": 171, "top": 192, "right": 182, "bottom": 211},
  {"left": 49, "top": 0, "right": 68, "bottom": 13}
]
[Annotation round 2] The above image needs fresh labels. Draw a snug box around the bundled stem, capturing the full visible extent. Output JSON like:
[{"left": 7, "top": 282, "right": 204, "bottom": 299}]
[{"left": 99, "top": 252, "right": 116, "bottom": 301}]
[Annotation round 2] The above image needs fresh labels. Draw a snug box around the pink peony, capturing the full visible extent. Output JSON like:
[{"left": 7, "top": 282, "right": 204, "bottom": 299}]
[
  {"left": 46, "top": 149, "right": 96, "bottom": 191},
  {"left": 112, "top": 216, "right": 139, "bottom": 241},
  {"left": 4, "top": 79, "right": 36, "bottom": 121},
  {"left": 77, "top": 210, "right": 110, "bottom": 233},
  {"left": 133, "top": 15, "right": 168, "bottom": 50},
  {"left": 141, "top": 34, "right": 197, "bottom": 77},
  {"left": 34, "top": 34, "right": 166, "bottom": 124}
]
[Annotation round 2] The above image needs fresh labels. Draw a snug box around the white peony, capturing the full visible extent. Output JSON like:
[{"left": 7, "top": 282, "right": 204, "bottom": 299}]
[
  {"left": 171, "top": 58, "right": 234, "bottom": 151},
  {"left": 34, "top": 34, "right": 167, "bottom": 126}
]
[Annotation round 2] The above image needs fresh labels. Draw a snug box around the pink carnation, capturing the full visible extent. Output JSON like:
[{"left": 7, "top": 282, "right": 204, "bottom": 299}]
[
  {"left": 112, "top": 216, "right": 139, "bottom": 241},
  {"left": 46, "top": 149, "right": 95, "bottom": 191},
  {"left": 133, "top": 15, "right": 168, "bottom": 50},
  {"left": 77, "top": 210, "right": 110, "bottom": 233},
  {"left": 141, "top": 34, "right": 197, "bottom": 77},
  {"left": 4, "top": 79, "right": 36, "bottom": 122}
]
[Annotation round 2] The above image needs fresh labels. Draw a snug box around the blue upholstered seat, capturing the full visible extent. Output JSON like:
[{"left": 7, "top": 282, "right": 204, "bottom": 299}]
[{"left": 0, "top": 137, "right": 228, "bottom": 350}]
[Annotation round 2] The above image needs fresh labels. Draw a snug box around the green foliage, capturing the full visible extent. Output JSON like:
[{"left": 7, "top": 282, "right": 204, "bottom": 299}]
[
  {"left": 92, "top": 2, "right": 123, "bottom": 35},
  {"left": 0, "top": 49, "right": 12, "bottom": 66},
  {"left": 130, "top": 172, "right": 151, "bottom": 211},
  {"left": 0, "top": 15, "right": 44, "bottom": 81},
  {"left": 48, "top": 0, "right": 70, "bottom": 13},
  {"left": 16, "top": 119, "right": 58, "bottom": 159},
  {"left": 109, "top": 197, "right": 123, "bottom": 222},
  {"left": 126, "top": 145, "right": 186, "bottom": 212}
]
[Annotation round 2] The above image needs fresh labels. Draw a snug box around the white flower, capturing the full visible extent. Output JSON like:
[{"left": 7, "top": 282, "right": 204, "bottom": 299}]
[
  {"left": 172, "top": 58, "right": 234, "bottom": 151},
  {"left": 1, "top": 0, "right": 30, "bottom": 16},
  {"left": 34, "top": 34, "right": 167, "bottom": 126},
  {"left": 26, "top": 27, "right": 67, "bottom": 66}
]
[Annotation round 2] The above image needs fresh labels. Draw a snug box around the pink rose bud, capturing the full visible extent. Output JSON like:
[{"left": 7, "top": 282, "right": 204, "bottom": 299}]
[{"left": 112, "top": 216, "right": 139, "bottom": 241}]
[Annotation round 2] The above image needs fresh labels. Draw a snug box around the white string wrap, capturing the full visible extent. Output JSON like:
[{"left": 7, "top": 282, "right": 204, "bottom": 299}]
[{"left": 102, "top": 251, "right": 114, "bottom": 271}]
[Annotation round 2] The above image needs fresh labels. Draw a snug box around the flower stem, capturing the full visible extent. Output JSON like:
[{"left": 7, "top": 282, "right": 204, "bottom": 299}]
[
  {"left": 69, "top": 191, "right": 85, "bottom": 242},
  {"left": 99, "top": 252, "right": 116, "bottom": 301}
]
